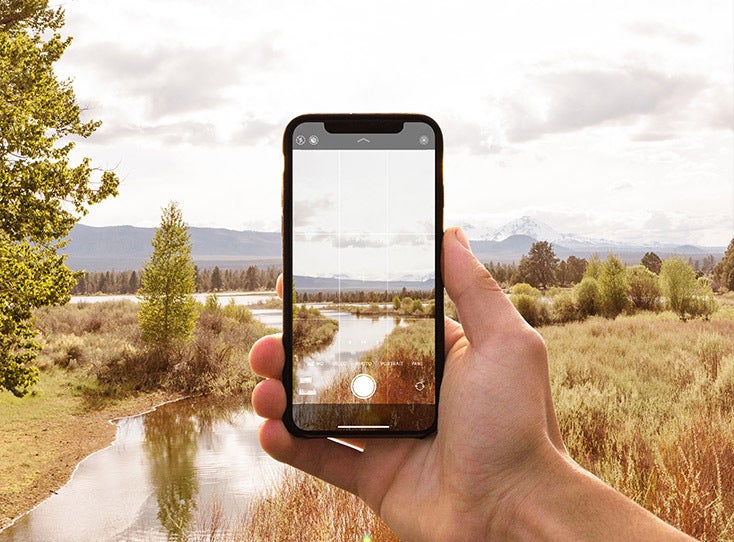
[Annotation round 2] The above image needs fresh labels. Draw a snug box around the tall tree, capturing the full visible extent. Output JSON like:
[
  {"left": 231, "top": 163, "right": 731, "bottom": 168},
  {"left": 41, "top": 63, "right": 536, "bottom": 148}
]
[
  {"left": 598, "top": 255, "right": 629, "bottom": 318},
  {"left": 0, "top": 1, "right": 118, "bottom": 396},
  {"left": 660, "top": 257, "right": 717, "bottom": 320},
  {"left": 641, "top": 251, "right": 663, "bottom": 274},
  {"left": 517, "top": 241, "right": 559, "bottom": 290},
  {"left": 210, "top": 266, "right": 223, "bottom": 291},
  {"left": 713, "top": 238, "right": 734, "bottom": 291},
  {"left": 565, "top": 256, "right": 587, "bottom": 284},
  {"left": 138, "top": 203, "right": 196, "bottom": 346}
]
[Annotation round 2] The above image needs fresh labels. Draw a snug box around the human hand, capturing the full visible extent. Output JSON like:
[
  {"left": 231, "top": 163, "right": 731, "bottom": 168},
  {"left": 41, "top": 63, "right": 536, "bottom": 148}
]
[{"left": 249, "top": 227, "right": 694, "bottom": 541}]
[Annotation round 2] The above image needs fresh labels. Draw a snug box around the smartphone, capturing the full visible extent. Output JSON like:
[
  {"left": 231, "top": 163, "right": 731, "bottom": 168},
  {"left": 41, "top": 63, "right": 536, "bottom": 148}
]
[{"left": 282, "top": 113, "right": 444, "bottom": 438}]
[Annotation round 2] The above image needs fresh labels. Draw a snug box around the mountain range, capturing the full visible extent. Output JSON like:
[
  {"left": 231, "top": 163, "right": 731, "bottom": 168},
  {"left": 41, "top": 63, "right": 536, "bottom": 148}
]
[
  {"left": 467, "top": 216, "right": 726, "bottom": 264},
  {"left": 63, "top": 218, "right": 726, "bottom": 272}
]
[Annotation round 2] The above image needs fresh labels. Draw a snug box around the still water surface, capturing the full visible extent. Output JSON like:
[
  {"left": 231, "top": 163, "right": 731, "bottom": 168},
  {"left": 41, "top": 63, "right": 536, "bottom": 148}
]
[
  {"left": 1, "top": 397, "right": 282, "bottom": 541},
  {"left": 0, "top": 304, "right": 401, "bottom": 541}
]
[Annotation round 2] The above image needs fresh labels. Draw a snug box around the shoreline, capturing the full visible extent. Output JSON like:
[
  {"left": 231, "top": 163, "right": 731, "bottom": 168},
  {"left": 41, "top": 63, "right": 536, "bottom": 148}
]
[{"left": 0, "top": 390, "right": 182, "bottom": 530}]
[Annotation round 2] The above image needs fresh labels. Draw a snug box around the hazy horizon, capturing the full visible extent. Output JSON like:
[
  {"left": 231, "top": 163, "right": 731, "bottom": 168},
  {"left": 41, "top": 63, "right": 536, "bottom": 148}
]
[{"left": 57, "top": 1, "right": 732, "bottom": 246}]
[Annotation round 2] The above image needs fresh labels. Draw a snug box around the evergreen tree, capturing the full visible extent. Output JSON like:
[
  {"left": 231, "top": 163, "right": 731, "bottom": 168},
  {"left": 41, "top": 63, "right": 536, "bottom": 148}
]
[
  {"left": 713, "top": 238, "right": 734, "bottom": 291},
  {"left": 245, "top": 265, "right": 260, "bottom": 291},
  {"left": 138, "top": 202, "right": 196, "bottom": 346},
  {"left": 0, "top": 1, "right": 118, "bottom": 396},
  {"left": 517, "top": 241, "right": 559, "bottom": 290},
  {"left": 210, "top": 266, "right": 223, "bottom": 291},
  {"left": 599, "top": 255, "right": 629, "bottom": 318},
  {"left": 641, "top": 252, "right": 662, "bottom": 274},
  {"left": 565, "top": 256, "right": 587, "bottom": 285}
]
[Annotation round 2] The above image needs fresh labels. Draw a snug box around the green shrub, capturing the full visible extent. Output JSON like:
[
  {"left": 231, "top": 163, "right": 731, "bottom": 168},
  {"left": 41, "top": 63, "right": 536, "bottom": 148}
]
[
  {"left": 627, "top": 265, "right": 661, "bottom": 311},
  {"left": 511, "top": 283, "right": 542, "bottom": 298},
  {"left": 598, "top": 255, "right": 629, "bottom": 318},
  {"left": 511, "top": 294, "right": 550, "bottom": 327},
  {"left": 552, "top": 293, "right": 579, "bottom": 323},
  {"left": 574, "top": 277, "right": 601, "bottom": 317}
]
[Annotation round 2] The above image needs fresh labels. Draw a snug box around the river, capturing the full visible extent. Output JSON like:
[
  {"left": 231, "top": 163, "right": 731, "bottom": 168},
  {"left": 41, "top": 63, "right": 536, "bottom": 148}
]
[
  {"left": 0, "top": 301, "right": 405, "bottom": 541},
  {"left": 0, "top": 397, "right": 281, "bottom": 541}
]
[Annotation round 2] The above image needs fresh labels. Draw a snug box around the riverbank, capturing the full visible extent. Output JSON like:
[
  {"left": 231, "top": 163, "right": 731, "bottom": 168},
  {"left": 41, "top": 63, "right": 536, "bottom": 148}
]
[{"left": 0, "top": 368, "right": 180, "bottom": 529}]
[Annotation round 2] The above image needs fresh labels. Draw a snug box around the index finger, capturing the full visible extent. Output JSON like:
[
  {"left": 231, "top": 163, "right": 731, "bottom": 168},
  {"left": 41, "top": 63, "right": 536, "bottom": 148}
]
[{"left": 249, "top": 333, "right": 284, "bottom": 380}]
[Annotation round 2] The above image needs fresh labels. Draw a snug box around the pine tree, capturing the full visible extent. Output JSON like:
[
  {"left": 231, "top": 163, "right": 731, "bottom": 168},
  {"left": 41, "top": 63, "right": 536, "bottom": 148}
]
[
  {"left": 599, "top": 255, "right": 629, "bottom": 318},
  {"left": 517, "top": 241, "right": 559, "bottom": 290},
  {"left": 0, "top": 1, "right": 118, "bottom": 396},
  {"left": 138, "top": 202, "right": 196, "bottom": 346}
]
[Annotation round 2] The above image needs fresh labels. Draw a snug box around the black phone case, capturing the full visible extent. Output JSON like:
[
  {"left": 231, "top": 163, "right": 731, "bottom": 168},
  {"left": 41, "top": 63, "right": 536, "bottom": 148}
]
[{"left": 282, "top": 113, "right": 444, "bottom": 438}]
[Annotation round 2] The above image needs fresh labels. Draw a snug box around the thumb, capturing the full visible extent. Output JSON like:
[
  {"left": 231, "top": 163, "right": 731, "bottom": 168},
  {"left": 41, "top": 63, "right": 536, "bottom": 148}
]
[{"left": 442, "top": 227, "right": 526, "bottom": 346}]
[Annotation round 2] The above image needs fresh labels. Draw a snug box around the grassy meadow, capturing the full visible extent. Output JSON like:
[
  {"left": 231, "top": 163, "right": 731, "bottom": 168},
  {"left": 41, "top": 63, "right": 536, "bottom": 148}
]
[
  {"left": 238, "top": 298, "right": 734, "bottom": 541},
  {"left": 3, "top": 295, "right": 733, "bottom": 539},
  {"left": 0, "top": 298, "right": 269, "bottom": 528}
]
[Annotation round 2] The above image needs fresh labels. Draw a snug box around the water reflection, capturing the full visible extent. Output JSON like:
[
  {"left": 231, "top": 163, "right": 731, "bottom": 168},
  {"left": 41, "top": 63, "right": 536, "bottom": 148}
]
[
  {"left": 144, "top": 403, "right": 199, "bottom": 540},
  {"left": 0, "top": 397, "right": 282, "bottom": 542}
]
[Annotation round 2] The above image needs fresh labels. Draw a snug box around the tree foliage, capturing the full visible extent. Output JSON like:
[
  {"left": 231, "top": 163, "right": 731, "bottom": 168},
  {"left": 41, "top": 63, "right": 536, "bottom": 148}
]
[
  {"left": 598, "top": 255, "right": 629, "bottom": 318},
  {"left": 713, "top": 238, "right": 734, "bottom": 291},
  {"left": 660, "top": 257, "right": 717, "bottom": 320},
  {"left": 138, "top": 203, "right": 197, "bottom": 346},
  {"left": 641, "top": 251, "right": 663, "bottom": 274},
  {"left": 626, "top": 265, "right": 661, "bottom": 311},
  {"left": 517, "top": 241, "right": 559, "bottom": 290},
  {"left": 0, "top": 1, "right": 118, "bottom": 396},
  {"left": 574, "top": 276, "right": 601, "bottom": 318}
]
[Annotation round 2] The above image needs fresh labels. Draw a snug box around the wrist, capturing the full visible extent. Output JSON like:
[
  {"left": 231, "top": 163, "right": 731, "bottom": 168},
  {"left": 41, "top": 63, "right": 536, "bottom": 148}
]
[
  {"left": 486, "top": 438, "right": 574, "bottom": 540},
  {"left": 488, "top": 441, "right": 695, "bottom": 541}
]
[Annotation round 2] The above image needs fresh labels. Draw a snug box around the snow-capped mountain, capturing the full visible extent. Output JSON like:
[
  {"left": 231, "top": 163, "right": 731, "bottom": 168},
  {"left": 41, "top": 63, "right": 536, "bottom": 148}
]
[
  {"left": 486, "top": 216, "right": 620, "bottom": 249},
  {"left": 463, "top": 216, "right": 725, "bottom": 265}
]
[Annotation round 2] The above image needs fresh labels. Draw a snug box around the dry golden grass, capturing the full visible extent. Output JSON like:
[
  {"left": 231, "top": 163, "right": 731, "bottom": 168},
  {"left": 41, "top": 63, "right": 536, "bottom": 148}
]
[
  {"left": 545, "top": 311, "right": 734, "bottom": 541},
  {"left": 241, "top": 468, "right": 398, "bottom": 541},
  {"left": 236, "top": 309, "right": 733, "bottom": 541}
]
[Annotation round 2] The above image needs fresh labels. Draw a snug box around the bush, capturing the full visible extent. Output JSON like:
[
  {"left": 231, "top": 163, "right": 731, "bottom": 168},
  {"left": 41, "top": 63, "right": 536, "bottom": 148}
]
[
  {"left": 510, "top": 294, "right": 550, "bottom": 327},
  {"left": 511, "top": 283, "right": 542, "bottom": 298},
  {"left": 598, "top": 255, "right": 629, "bottom": 318},
  {"left": 552, "top": 293, "right": 579, "bottom": 323},
  {"left": 574, "top": 277, "right": 601, "bottom": 317},
  {"left": 627, "top": 265, "right": 661, "bottom": 311}
]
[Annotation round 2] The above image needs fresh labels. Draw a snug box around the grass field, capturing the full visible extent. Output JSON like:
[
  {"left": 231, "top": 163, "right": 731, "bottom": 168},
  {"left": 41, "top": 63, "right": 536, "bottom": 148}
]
[
  {"left": 0, "top": 298, "right": 269, "bottom": 529},
  {"left": 4, "top": 298, "right": 732, "bottom": 539},
  {"left": 239, "top": 303, "right": 734, "bottom": 541},
  {"left": 0, "top": 368, "right": 176, "bottom": 528}
]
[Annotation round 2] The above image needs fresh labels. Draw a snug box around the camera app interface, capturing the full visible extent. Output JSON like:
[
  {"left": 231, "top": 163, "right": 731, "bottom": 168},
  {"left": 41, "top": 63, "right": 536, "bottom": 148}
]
[{"left": 291, "top": 122, "right": 437, "bottom": 411}]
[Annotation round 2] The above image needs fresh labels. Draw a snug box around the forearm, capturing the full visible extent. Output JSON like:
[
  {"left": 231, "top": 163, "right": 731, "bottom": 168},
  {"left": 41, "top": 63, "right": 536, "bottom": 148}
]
[{"left": 491, "top": 447, "right": 696, "bottom": 541}]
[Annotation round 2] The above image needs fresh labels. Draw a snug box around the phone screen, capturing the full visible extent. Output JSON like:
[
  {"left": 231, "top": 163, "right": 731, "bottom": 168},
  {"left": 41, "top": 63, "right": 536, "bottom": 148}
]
[{"left": 283, "top": 115, "right": 443, "bottom": 436}]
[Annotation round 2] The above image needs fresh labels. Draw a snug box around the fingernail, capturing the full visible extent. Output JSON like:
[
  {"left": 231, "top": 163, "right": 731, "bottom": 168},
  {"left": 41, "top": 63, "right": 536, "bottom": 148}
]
[{"left": 455, "top": 227, "right": 471, "bottom": 250}]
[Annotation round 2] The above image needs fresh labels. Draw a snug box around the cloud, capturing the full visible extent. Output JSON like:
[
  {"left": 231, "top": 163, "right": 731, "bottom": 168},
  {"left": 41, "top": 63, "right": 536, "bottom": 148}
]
[
  {"left": 66, "top": 40, "right": 282, "bottom": 118},
  {"left": 293, "top": 196, "right": 335, "bottom": 227},
  {"left": 625, "top": 22, "right": 702, "bottom": 46},
  {"left": 88, "top": 121, "right": 221, "bottom": 145},
  {"left": 499, "top": 65, "right": 707, "bottom": 142},
  {"left": 230, "top": 116, "right": 281, "bottom": 146}
]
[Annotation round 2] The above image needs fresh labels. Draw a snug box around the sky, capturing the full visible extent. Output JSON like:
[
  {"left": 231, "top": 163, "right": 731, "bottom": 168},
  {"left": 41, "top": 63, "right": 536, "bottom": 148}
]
[
  {"left": 56, "top": 0, "right": 733, "bottom": 246},
  {"left": 293, "top": 149, "right": 434, "bottom": 280}
]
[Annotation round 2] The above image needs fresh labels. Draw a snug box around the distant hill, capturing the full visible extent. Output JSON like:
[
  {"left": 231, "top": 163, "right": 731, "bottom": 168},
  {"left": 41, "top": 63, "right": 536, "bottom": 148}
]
[
  {"left": 64, "top": 221, "right": 725, "bottom": 272},
  {"left": 294, "top": 275, "right": 435, "bottom": 293},
  {"left": 468, "top": 217, "right": 726, "bottom": 265},
  {"left": 65, "top": 224, "right": 281, "bottom": 271}
]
